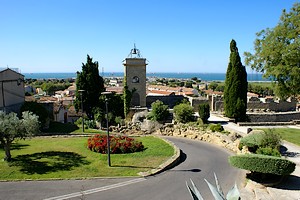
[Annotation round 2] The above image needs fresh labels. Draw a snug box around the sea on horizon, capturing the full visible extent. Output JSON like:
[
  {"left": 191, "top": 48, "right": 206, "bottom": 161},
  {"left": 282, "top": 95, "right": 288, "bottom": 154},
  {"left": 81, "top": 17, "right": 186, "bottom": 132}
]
[{"left": 22, "top": 72, "right": 268, "bottom": 82}]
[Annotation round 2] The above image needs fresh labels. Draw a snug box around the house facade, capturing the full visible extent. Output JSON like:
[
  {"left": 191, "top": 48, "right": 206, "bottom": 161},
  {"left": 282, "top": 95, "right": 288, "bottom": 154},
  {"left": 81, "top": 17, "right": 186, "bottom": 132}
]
[{"left": 0, "top": 68, "right": 25, "bottom": 112}]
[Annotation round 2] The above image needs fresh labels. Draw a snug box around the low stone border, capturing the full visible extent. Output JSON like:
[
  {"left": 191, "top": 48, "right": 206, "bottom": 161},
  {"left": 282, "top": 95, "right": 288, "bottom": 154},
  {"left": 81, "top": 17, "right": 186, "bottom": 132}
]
[{"left": 138, "top": 136, "right": 181, "bottom": 177}]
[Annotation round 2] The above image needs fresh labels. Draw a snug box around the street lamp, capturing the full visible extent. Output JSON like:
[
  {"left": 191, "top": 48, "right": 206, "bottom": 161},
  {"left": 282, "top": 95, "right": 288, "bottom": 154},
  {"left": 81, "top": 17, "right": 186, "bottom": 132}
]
[
  {"left": 78, "top": 90, "right": 85, "bottom": 133},
  {"left": 101, "top": 91, "right": 112, "bottom": 167}
]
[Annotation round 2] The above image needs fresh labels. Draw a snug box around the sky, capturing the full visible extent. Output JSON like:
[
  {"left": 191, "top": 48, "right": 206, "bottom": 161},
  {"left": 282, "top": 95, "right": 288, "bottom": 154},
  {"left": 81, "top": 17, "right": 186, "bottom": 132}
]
[{"left": 0, "top": 0, "right": 298, "bottom": 73}]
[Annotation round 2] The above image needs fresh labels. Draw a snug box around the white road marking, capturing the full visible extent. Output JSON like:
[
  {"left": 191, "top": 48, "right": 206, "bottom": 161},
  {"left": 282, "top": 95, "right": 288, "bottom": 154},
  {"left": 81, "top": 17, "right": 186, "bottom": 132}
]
[{"left": 44, "top": 178, "right": 146, "bottom": 200}]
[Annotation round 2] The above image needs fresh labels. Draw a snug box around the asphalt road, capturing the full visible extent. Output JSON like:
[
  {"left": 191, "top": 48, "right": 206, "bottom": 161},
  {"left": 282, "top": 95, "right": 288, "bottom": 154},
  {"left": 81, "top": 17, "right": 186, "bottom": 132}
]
[{"left": 0, "top": 137, "right": 241, "bottom": 200}]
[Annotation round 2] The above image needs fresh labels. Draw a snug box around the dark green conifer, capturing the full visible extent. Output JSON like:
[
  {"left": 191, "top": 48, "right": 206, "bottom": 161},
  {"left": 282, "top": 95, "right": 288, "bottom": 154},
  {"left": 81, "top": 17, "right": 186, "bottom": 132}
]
[
  {"left": 75, "top": 55, "right": 105, "bottom": 119},
  {"left": 224, "top": 40, "right": 247, "bottom": 121}
]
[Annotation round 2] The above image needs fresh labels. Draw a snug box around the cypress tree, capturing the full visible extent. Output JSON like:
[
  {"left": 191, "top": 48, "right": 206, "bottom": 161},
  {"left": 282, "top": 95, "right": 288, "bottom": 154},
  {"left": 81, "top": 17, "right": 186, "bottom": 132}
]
[
  {"left": 198, "top": 103, "right": 210, "bottom": 124},
  {"left": 224, "top": 40, "right": 248, "bottom": 121},
  {"left": 75, "top": 55, "right": 105, "bottom": 119}
]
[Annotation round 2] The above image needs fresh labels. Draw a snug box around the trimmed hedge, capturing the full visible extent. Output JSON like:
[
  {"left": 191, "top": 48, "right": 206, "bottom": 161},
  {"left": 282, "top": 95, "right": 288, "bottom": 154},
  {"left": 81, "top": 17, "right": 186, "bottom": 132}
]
[{"left": 229, "top": 154, "right": 295, "bottom": 175}]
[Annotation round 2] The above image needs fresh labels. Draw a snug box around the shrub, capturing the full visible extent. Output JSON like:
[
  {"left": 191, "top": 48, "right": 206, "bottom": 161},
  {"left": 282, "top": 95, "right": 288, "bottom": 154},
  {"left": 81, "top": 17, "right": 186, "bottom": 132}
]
[
  {"left": 147, "top": 100, "right": 170, "bottom": 122},
  {"left": 229, "top": 154, "right": 295, "bottom": 175},
  {"left": 115, "top": 116, "right": 125, "bottom": 126},
  {"left": 209, "top": 123, "right": 224, "bottom": 132},
  {"left": 75, "top": 117, "right": 95, "bottom": 129},
  {"left": 239, "top": 132, "right": 265, "bottom": 152},
  {"left": 173, "top": 103, "right": 194, "bottom": 123},
  {"left": 260, "top": 129, "right": 281, "bottom": 150},
  {"left": 198, "top": 103, "right": 210, "bottom": 123},
  {"left": 239, "top": 130, "right": 281, "bottom": 152},
  {"left": 256, "top": 147, "right": 281, "bottom": 157},
  {"left": 85, "top": 120, "right": 96, "bottom": 129},
  {"left": 87, "top": 134, "right": 144, "bottom": 154}
]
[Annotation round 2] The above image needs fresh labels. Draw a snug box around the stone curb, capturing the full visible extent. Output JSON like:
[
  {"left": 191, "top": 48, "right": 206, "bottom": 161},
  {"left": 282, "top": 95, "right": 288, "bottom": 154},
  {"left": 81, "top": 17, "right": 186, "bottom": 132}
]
[{"left": 138, "top": 136, "right": 181, "bottom": 177}]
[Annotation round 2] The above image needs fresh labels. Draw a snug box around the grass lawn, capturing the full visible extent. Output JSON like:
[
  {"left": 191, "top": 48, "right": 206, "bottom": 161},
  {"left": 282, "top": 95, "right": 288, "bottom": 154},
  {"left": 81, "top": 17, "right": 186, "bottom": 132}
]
[
  {"left": 0, "top": 136, "right": 174, "bottom": 180},
  {"left": 260, "top": 128, "right": 300, "bottom": 146}
]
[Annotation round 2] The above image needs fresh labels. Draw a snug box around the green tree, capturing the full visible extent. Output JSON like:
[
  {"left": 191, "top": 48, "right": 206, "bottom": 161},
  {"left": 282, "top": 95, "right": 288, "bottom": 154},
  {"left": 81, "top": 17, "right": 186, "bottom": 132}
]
[
  {"left": 147, "top": 100, "right": 170, "bottom": 122},
  {"left": 75, "top": 55, "right": 105, "bottom": 119},
  {"left": 224, "top": 40, "right": 248, "bottom": 122},
  {"left": 198, "top": 103, "right": 210, "bottom": 123},
  {"left": 208, "top": 81, "right": 218, "bottom": 91},
  {"left": 0, "top": 111, "right": 39, "bottom": 161},
  {"left": 185, "top": 81, "right": 193, "bottom": 88},
  {"left": 21, "top": 101, "right": 49, "bottom": 129},
  {"left": 173, "top": 102, "right": 194, "bottom": 123},
  {"left": 244, "top": 3, "right": 300, "bottom": 99}
]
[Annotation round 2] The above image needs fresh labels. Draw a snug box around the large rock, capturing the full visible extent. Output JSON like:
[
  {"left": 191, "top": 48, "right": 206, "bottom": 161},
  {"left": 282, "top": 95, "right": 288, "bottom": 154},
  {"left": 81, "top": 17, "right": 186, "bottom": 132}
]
[
  {"left": 132, "top": 110, "right": 149, "bottom": 124},
  {"left": 140, "top": 119, "right": 163, "bottom": 134}
]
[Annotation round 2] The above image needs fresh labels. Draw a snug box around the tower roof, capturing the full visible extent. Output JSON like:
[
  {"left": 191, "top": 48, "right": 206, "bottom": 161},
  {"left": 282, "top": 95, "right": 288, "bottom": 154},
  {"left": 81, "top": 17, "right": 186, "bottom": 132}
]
[{"left": 127, "top": 44, "right": 143, "bottom": 58}]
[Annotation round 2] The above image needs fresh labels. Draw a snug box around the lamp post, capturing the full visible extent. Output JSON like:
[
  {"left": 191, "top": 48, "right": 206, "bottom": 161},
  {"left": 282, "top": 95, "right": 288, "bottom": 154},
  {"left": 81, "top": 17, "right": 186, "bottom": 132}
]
[
  {"left": 78, "top": 90, "right": 85, "bottom": 133},
  {"left": 101, "top": 91, "right": 112, "bottom": 167}
]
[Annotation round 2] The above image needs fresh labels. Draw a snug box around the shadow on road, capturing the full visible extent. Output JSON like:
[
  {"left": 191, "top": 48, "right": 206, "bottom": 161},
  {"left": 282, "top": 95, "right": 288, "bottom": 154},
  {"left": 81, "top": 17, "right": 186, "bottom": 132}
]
[
  {"left": 10, "top": 151, "right": 90, "bottom": 174},
  {"left": 171, "top": 168, "right": 202, "bottom": 173},
  {"left": 272, "top": 175, "right": 300, "bottom": 190}
]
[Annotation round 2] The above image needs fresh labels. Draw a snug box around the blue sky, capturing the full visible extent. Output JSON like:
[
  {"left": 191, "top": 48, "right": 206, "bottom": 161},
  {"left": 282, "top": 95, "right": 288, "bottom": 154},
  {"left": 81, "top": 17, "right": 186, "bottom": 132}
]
[{"left": 0, "top": 0, "right": 297, "bottom": 73}]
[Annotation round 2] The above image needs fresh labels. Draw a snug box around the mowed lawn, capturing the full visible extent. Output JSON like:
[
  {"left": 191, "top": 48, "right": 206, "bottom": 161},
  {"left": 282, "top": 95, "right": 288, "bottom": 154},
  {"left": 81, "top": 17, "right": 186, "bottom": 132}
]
[
  {"left": 0, "top": 136, "right": 174, "bottom": 180},
  {"left": 261, "top": 128, "right": 300, "bottom": 146}
]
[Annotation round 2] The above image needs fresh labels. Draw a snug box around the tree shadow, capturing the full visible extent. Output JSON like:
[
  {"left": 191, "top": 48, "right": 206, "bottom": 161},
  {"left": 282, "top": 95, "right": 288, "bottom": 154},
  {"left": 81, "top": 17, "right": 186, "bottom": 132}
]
[
  {"left": 10, "top": 143, "right": 30, "bottom": 150},
  {"left": 10, "top": 151, "right": 90, "bottom": 174},
  {"left": 271, "top": 175, "right": 300, "bottom": 190},
  {"left": 280, "top": 145, "right": 300, "bottom": 158},
  {"left": 41, "top": 122, "right": 79, "bottom": 135},
  {"left": 171, "top": 168, "right": 202, "bottom": 173}
]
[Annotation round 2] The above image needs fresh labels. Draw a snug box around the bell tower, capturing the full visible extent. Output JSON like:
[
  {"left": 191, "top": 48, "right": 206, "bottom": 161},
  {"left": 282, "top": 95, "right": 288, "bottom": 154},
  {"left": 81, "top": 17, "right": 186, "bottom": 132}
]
[{"left": 123, "top": 44, "right": 147, "bottom": 107}]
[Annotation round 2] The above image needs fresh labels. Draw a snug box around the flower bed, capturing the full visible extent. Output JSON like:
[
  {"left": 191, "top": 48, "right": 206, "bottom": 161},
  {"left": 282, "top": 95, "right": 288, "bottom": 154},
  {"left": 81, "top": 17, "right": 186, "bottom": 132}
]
[{"left": 87, "top": 134, "right": 145, "bottom": 154}]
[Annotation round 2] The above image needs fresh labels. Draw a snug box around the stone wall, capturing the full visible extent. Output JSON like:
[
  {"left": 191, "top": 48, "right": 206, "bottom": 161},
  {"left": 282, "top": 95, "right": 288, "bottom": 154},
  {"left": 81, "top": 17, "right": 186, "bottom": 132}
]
[
  {"left": 247, "top": 99, "right": 297, "bottom": 112},
  {"left": 212, "top": 97, "right": 297, "bottom": 112},
  {"left": 154, "top": 123, "right": 241, "bottom": 153},
  {"left": 189, "top": 97, "right": 209, "bottom": 111},
  {"left": 146, "top": 95, "right": 186, "bottom": 108},
  {"left": 247, "top": 111, "right": 300, "bottom": 122}
]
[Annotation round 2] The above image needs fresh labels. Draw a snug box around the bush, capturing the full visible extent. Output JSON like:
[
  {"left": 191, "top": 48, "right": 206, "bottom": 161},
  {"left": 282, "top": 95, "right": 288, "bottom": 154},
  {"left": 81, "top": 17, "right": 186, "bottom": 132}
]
[
  {"left": 229, "top": 154, "right": 295, "bottom": 175},
  {"left": 75, "top": 117, "right": 96, "bottom": 129},
  {"left": 198, "top": 103, "right": 210, "bottom": 123},
  {"left": 261, "top": 129, "right": 281, "bottom": 150},
  {"left": 239, "top": 132, "right": 265, "bottom": 152},
  {"left": 85, "top": 120, "right": 96, "bottom": 129},
  {"left": 147, "top": 100, "right": 170, "bottom": 122},
  {"left": 209, "top": 123, "right": 224, "bottom": 132},
  {"left": 239, "top": 130, "right": 281, "bottom": 152},
  {"left": 240, "top": 129, "right": 281, "bottom": 153},
  {"left": 87, "top": 134, "right": 145, "bottom": 154},
  {"left": 256, "top": 147, "right": 281, "bottom": 157},
  {"left": 173, "top": 102, "right": 194, "bottom": 123},
  {"left": 115, "top": 116, "right": 125, "bottom": 126}
]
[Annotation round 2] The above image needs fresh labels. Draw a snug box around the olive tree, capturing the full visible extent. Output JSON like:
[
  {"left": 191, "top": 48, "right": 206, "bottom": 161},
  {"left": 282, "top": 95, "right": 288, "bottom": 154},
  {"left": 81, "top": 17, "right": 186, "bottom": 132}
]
[{"left": 0, "top": 111, "right": 39, "bottom": 161}]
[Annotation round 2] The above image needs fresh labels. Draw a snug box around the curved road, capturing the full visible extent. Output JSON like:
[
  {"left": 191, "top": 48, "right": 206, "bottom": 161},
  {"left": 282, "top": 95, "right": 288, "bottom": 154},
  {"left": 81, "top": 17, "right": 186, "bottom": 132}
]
[{"left": 0, "top": 137, "right": 241, "bottom": 200}]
